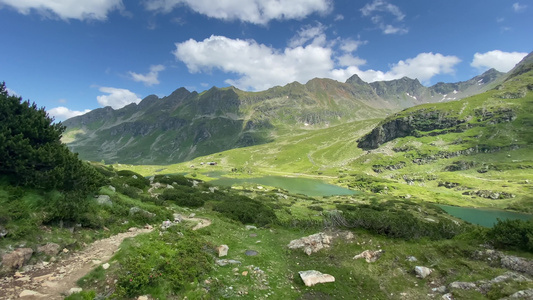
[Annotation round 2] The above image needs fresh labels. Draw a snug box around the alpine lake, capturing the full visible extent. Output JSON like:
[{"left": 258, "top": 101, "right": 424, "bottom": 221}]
[{"left": 203, "top": 172, "right": 532, "bottom": 228}]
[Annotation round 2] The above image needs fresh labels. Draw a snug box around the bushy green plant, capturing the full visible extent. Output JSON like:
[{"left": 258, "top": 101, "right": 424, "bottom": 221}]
[
  {"left": 113, "top": 227, "right": 212, "bottom": 298},
  {"left": 212, "top": 195, "right": 277, "bottom": 226},
  {"left": 159, "top": 186, "right": 208, "bottom": 208},
  {"left": 488, "top": 218, "right": 533, "bottom": 252},
  {"left": 153, "top": 174, "right": 192, "bottom": 186},
  {"left": 329, "top": 206, "right": 466, "bottom": 240}
]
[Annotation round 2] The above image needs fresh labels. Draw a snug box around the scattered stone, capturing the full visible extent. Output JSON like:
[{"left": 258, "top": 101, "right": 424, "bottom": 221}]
[
  {"left": 32, "top": 273, "right": 53, "bottom": 282},
  {"left": 216, "top": 259, "right": 241, "bottom": 266},
  {"left": 432, "top": 286, "right": 447, "bottom": 293},
  {"left": 249, "top": 233, "right": 258, "bottom": 237},
  {"left": 189, "top": 213, "right": 196, "bottom": 218},
  {"left": 245, "top": 225, "right": 257, "bottom": 230},
  {"left": 415, "top": 266, "right": 432, "bottom": 279},
  {"left": 161, "top": 220, "right": 173, "bottom": 230},
  {"left": 0, "top": 225, "right": 8, "bottom": 238},
  {"left": 96, "top": 195, "right": 112, "bottom": 206},
  {"left": 442, "top": 293, "right": 453, "bottom": 300},
  {"left": 449, "top": 281, "right": 477, "bottom": 290},
  {"left": 406, "top": 256, "right": 418, "bottom": 262},
  {"left": 138, "top": 296, "right": 149, "bottom": 300},
  {"left": 37, "top": 242, "right": 60, "bottom": 256},
  {"left": 474, "top": 250, "right": 533, "bottom": 275},
  {"left": 507, "top": 289, "right": 533, "bottom": 298},
  {"left": 288, "top": 232, "right": 332, "bottom": 255},
  {"left": 128, "top": 227, "right": 137, "bottom": 232},
  {"left": 298, "top": 270, "right": 335, "bottom": 287},
  {"left": 68, "top": 287, "right": 83, "bottom": 295},
  {"left": 144, "top": 224, "right": 153, "bottom": 230},
  {"left": 217, "top": 245, "right": 229, "bottom": 257},
  {"left": 102, "top": 263, "right": 110, "bottom": 270},
  {"left": 242, "top": 271, "right": 248, "bottom": 276},
  {"left": 353, "top": 250, "right": 384, "bottom": 263},
  {"left": 108, "top": 185, "right": 116, "bottom": 192},
  {"left": 130, "top": 207, "right": 156, "bottom": 218},
  {"left": 245, "top": 250, "right": 258, "bottom": 256},
  {"left": 19, "top": 290, "right": 47, "bottom": 298},
  {"left": 2, "top": 248, "right": 33, "bottom": 269}
]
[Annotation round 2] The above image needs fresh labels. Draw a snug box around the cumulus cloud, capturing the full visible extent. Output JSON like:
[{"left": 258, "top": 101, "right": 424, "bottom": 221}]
[
  {"left": 361, "top": 0, "right": 408, "bottom": 34},
  {"left": 48, "top": 106, "right": 91, "bottom": 121},
  {"left": 471, "top": 50, "right": 528, "bottom": 72},
  {"left": 512, "top": 2, "right": 527, "bottom": 12},
  {"left": 0, "top": 0, "right": 124, "bottom": 21},
  {"left": 96, "top": 87, "right": 141, "bottom": 109},
  {"left": 129, "top": 64, "right": 165, "bottom": 86},
  {"left": 331, "top": 52, "right": 461, "bottom": 84},
  {"left": 144, "top": 0, "right": 332, "bottom": 25},
  {"left": 174, "top": 34, "right": 460, "bottom": 90},
  {"left": 288, "top": 23, "right": 327, "bottom": 47}
]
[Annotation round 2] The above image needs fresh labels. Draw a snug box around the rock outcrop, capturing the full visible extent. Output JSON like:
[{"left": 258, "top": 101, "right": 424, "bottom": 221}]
[
  {"left": 288, "top": 233, "right": 332, "bottom": 255},
  {"left": 2, "top": 248, "right": 33, "bottom": 270},
  {"left": 298, "top": 270, "right": 335, "bottom": 287}
]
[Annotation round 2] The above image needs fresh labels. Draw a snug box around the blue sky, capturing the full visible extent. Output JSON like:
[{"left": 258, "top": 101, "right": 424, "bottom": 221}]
[{"left": 0, "top": 0, "right": 531, "bottom": 121}]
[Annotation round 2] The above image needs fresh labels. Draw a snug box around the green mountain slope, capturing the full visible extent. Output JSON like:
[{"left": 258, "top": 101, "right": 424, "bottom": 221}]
[{"left": 63, "top": 70, "right": 503, "bottom": 165}]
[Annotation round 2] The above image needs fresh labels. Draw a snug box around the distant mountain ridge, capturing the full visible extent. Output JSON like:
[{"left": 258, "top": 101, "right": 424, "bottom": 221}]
[{"left": 63, "top": 69, "right": 504, "bottom": 164}]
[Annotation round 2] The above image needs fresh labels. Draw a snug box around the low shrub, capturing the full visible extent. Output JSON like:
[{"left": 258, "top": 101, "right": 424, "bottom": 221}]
[
  {"left": 488, "top": 218, "right": 533, "bottom": 252},
  {"left": 112, "top": 227, "right": 213, "bottom": 298},
  {"left": 211, "top": 195, "right": 277, "bottom": 226}
]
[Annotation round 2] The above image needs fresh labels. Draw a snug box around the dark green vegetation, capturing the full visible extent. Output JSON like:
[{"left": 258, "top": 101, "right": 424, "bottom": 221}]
[{"left": 62, "top": 68, "right": 503, "bottom": 165}]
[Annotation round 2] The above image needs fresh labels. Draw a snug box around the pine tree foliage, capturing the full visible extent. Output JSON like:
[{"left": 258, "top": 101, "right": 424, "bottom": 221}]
[{"left": 0, "top": 82, "right": 104, "bottom": 193}]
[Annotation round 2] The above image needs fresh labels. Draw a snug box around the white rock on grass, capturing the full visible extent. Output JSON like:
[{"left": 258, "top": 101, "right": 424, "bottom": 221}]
[
  {"left": 217, "top": 245, "right": 229, "bottom": 257},
  {"left": 415, "top": 266, "right": 433, "bottom": 279},
  {"left": 298, "top": 270, "right": 335, "bottom": 287}
]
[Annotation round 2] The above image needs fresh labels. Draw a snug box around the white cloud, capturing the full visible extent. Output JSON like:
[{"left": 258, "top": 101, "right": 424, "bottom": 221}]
[
  {"left": 512, "top": 2, "right": 527, "bottom": 12},
  {"left": 471, "top": 50, "right": 528, "bottom": 72},
  {"left": 128, "top": 64, "right": 165, "bottom": 86},
  {"left": 6, "top": 87, "right": 18, "bottom": 97},
  {"left": 48, "top": 106, "right": 91, "bottom": 121},
  {"left": 96, "top": 87, "right": 141, "bottom": 109},
  {"left": 361, "top": 0, "right": 404, "bottom": 20},
  {"left": 361, "top": 0, "right": 408, "bottom": 34},
  {"left": 0, "top": 0, "right": 124, "bottom": 21},
  {"left": 334, "top": 14, "right": 344, "bottom": 21},
  {"left": 339, "top": 39, "right": 367, "bottom": 53},
  {"left": 144, "top": 0, "right": 332, "bottom": 25},
  {"left": 288, "top": 23, "right": 327, "bottom": 48},
  {"left": 331, "top": 52, "right": 461, "bottom": 84},
  {"left": 174, "top": 35, "right": 460, "bottom": 90}
]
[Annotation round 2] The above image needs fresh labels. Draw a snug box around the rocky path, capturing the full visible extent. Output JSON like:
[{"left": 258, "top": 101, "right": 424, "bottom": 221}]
[
  {"left": 0, "top": 214, "right": 213, "bottom": 300},
  {"left": 0, "top": 228, "right": 153, "bottom": 300}
]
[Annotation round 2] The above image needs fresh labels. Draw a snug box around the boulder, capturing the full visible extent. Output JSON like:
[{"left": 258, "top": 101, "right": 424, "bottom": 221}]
[
  {"left": 288, "top": 232, "right": 332, "bottom": 255},
  {"left": 216, "top": 259, "right": 241, "bottom": 266},
  {"left": 37, "top": 243, "right": 60, "bottom": 256},
  {"left": 507, "top": 289, "right": 533, "bottom": 298},
  {"left": 415, "top": 266, "right": 432, "bottom": 278},
  {"left": 449, "top": 281, "right": 477, "bottom": 290},
  {"left": 19, "top": 290, "right": 47, "bottom": 298},
  {"left": 96, "top": 195, "right": 112, "bottom": 206},
  {"left": 2, "top": 248, "right": 33, "bottom": 269},
  {"left": 298, "top": 270, "right": 335, "bottom": 287},
  {"left": 353, "top": 250, "right": 384, "bottom": 263},
  {"left": 217, "top": 245, "right": 229, "bottom": 257}
]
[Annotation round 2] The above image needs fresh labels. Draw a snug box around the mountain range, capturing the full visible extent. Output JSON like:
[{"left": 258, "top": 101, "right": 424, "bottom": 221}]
[{"left": 63, "top": 68, "right": 505, "bottom": 164}]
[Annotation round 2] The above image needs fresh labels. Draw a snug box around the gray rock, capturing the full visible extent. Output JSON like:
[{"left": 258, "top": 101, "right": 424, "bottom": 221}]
[
  {"left": 216, "top": 259, "right": 241, "bottom": 266},
  {"left": 298, "top": 270, "right": 335, "bottom": 287},
  {"left": 130, "top": 207, "right": 156, "bottom": 218},
  {"left": 449, "top": 281, "right": 477, "bottom": 290},
  {"left": 506, "top": 289, "right": 533, "bottom": 298},
  {"left": 406, "top": 256, "right": 418, "bottom": 262},
  {"left": 0, "top": 225, "right": 8, "bottom": 238},
  {"left": 37, "top": 243, "right": 60, "bottom": 256},
  {"left": 245, "top": 250, "right": 258, "bottom": 256},
  {"left": 217, "top": 245, "right": 229, "bottom": 257},
  {"left": 2, "top": 248, "right": 33, "bottom": 269},
  {"left": 96, "top": 195, "right": 112, "bottom": 206},
  {"left": 108, "top": 185, "right": 116, "bottom": 192},
  {"left": 245, "top": 225, "right": 257, "bottom": 230},
  {"left": 19, "top": 290, "right": 47, "bottom": 298},
  {"left": 353, "top": 250, "right": 384, "bottom": 263},
  {"left": 414, "top": 266, "right": 432, "bottom": 279},
  {"left": 288, "top": 232, "right": 332, "bottom": 255}
]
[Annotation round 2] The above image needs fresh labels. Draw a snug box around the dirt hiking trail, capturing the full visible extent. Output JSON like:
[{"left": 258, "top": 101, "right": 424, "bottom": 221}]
[{"left": 0, "top": 216, "right": 211, "bottom": 300}]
